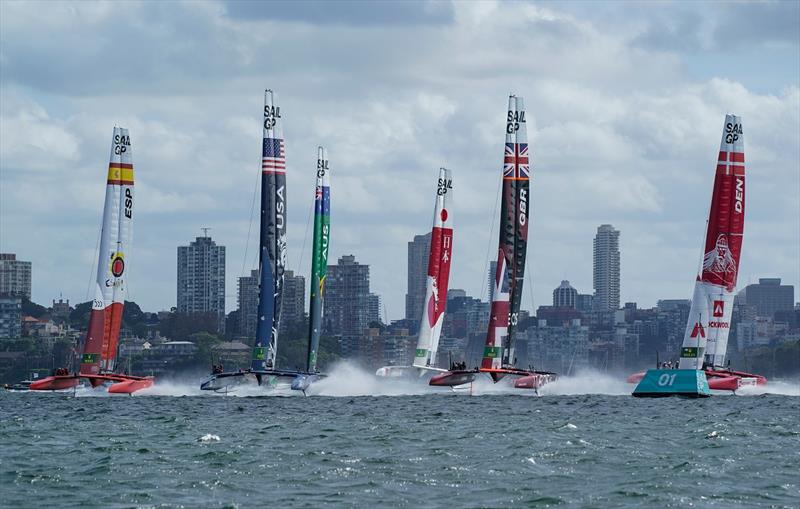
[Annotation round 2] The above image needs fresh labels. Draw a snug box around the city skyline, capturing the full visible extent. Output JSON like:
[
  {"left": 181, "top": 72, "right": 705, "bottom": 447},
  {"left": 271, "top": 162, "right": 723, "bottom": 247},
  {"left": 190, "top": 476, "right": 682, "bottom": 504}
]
[{"left": 1, "top": 2, "right": 798, "bottom": 320}]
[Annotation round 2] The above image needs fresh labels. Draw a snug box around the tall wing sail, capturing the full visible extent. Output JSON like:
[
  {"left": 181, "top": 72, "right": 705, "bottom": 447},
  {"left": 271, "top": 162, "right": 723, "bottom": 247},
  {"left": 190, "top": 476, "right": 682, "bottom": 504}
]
[
  {"left": 679, "top": 278, "right": 710, "bottom": 370},
  {"left": 81, "top": 128, "right": 133, "bottom": 375},
  {"left": 307, "top": 146, "right": 331, "bottom": 373},
  {"left": 482, "top": 96, "right": 530, "bottom": 370},
  {"left": 253, "top": 89, "right": 286, "bottom": 370},
  {"left": 413, "top": 168, "right": 454, "bottom": 369},
  {"left": 679, "top": 115, "right": 745, "bottom": 369}
]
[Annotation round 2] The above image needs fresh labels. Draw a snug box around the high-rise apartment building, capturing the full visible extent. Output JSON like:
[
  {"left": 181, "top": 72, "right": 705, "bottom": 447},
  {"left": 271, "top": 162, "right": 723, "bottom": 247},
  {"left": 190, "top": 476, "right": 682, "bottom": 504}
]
[
  {"left": 281, "top": 270, "right": 306, "bottom": 327},
  {"left": 0, "top": 253, "right": 32, "bottom": 300},
  {"left": 0, "top": 295, "right": 22, "bottom": 339},
  {"left": 177, "top": 234, "right": 226, "bottom": 333},
  {"left": 736, "top": 278, "right": 794, "bottom": 319},
  {"left": 553, "top": 280, "right": 578, "bottom": 308},
  {"left": 237, "top": 269, "right": 259, "bottom": 339},
  {"left": 238, "top": 269, "right": 305, "bottom": 339},
  {"left": 325, "top": 255, "right": 380, "bottom": 336},
  {"left": 593, "top": 224, "right": 620, "bottom": 312},
  {"left": 405, "top": 233, "right": 431, "bottom": 322}
]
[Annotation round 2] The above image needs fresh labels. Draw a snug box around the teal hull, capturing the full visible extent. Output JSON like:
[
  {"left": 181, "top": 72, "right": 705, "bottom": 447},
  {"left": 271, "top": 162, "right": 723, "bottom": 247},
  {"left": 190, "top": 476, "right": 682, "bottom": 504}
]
[{"left": 632, "top": 369, "right": 711, "bottom": 398}]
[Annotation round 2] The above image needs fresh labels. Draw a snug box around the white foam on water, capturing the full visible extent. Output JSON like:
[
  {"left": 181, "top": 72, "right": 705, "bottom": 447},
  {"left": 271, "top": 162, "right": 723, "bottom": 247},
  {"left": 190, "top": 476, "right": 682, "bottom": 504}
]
[
  {"left": 310, "top": 361, "right": 435, "bottom": 397},
  {"left": 198, "top": 433, "right": 220, "bottom": 442},
  {"left": 538, "top": 369, "right": 631, "bottom": 396},
  {"left": 734, "top": 379, "right": 800, "bottom": 397},
  {"left": 135, "top": 380, "right": 205, "bottom": 397}
]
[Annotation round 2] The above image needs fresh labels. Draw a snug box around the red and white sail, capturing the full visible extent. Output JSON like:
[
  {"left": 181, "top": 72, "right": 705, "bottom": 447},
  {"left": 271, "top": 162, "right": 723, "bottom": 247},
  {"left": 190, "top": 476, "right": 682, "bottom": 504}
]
[
  {"left": 482, "top": 95, "right": 529, "bottom": 371},
  {"left": 80, "top": 127, "right": 134, "bottom": 375},
  {"left": 413, "top": 168, "right": 454, "bottom": 369},
  {"left": 679, "top": 115, "right": 744, "bottom": 370}
]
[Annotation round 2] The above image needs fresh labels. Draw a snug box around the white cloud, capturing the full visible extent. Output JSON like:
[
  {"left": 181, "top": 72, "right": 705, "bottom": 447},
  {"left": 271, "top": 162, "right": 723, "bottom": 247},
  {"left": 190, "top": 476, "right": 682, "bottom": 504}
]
[{"left": 0, "top": 0, "right": 797, "bottom": 317}]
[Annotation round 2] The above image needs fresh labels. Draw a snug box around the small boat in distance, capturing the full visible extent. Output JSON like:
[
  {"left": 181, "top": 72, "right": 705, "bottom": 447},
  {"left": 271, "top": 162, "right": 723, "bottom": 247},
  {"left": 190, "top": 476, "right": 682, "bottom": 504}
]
[
  {"left": 629, "top": 114, "right": 767, "bottom": 395},
  {"left": 430, "top": 96, "right": 557, "bottom": 391},
  {"left": 375, "top": 168, "right": 468, "bottom": 384},
  {"left": 30, "top": 128, "right": 154, "bottom": 395}
]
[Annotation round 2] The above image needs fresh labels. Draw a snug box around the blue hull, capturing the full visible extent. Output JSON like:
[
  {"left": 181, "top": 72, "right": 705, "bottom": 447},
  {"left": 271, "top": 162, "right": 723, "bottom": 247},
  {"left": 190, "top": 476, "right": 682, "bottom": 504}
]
[{"left": 632, "top": 369, "right": 711, "bottom": 398}]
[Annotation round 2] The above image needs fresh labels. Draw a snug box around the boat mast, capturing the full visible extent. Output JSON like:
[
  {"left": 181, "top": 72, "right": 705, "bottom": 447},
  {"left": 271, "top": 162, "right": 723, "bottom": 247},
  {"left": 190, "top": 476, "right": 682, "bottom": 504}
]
[
  {"left": 678, "top": 115, "right": 745, "bottom": 370},
  {"left": 306, "top": 146, "right": 330, "bottom": 373},
  {"left": 80, "top": 127, "right": 133, "bottom": 379},
  {"left": 252, "top": 89, "right": 286, "bottom": 373},
  {"left": 482, "top": 96, "right": 530, "bottom": 372},
  {"left": 413, "top": 168, "right": 454, "bottom": 369}
]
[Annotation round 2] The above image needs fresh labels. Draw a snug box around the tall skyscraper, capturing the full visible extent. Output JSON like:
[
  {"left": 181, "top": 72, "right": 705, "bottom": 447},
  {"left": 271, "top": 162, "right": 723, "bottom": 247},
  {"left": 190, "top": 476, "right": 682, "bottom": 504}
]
[
  {"left": 405, "top": 233, "right": 431, "bottom": 321},
  {"left": 177, "top": 234, "right": 226, "bottom": 333},
  {"left": 593, "top": 224, "right": 620, "bottom": 312},
  {"left": 0, "top": 253, "right": 32, "bottom": 300},
  {"left": 553, "top": 280, "right": 578, "bottom": 308},
  {"left": 238, "top": 269, "right": 305, "bottom": 339},
  {"left": 325, "top": 255, "right": 380, "bottom": 336},
  {"left": 237, "top": 269, "right": 259, "bottom": 339},
  {"left": 281, "top": 269, "right": 306, "bottom": 327}
]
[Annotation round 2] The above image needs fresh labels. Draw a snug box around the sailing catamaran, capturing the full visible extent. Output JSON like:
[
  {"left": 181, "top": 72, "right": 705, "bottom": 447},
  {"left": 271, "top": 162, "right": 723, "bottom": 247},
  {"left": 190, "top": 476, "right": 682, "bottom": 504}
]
[
  {"left": 430, "top": 96, "right": 556, "bottom": 390},
  {"left": 629, "top": 114, "right": 767, "bottom": 394},
  {"left": 30, "top": 128, "right": 154, "bottom": 395},
  {"left": 374, "top": 168, "right": 468, "bottom": 383},
  {"left": 201, "top": 89, "right": 298, "bottom": 391}
]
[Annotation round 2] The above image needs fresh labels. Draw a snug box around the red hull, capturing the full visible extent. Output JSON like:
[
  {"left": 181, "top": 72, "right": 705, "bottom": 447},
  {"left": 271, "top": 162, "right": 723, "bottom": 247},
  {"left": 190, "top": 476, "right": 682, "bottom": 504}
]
[
  {"left": 514, "top": 373, "right": 557, "bottom": 390},
  {"left": 479, "top": 367, "right": 558, "bottom": 388},
  {"left": 29, "top": 376, "right": 80, "bottom": 391},
  {"left": 429, "top": 370, "right": 478, "bottom": 387},
  {"left": 28, "top": 373, "right": 154, "bottom": 394},
  {"left": 107, "top": 377, "right": 154, "bottom": 394}
]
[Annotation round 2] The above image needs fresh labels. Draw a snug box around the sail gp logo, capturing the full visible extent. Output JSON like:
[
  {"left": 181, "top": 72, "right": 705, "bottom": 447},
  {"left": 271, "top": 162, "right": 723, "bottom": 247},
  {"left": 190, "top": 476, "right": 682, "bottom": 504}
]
[
  {"left": 702, "top": 234, "right": 737, "bottom": 289},
  {"left": 713, "top": 300, "right": 724, "bottom": 317}
]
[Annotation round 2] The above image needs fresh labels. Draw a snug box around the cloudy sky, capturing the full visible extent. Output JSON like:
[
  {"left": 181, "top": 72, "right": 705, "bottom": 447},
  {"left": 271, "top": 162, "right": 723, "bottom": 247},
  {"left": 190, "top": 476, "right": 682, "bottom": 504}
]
[{"left": 1, "top": 0, "right": 798, "bottom": 319}]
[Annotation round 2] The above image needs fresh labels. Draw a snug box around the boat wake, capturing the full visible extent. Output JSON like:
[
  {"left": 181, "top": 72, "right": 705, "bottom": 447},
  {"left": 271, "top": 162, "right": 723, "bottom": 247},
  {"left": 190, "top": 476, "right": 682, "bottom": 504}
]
[
  {"left": 733, "top": 380, "right": 800, "bottom": 397},
  {"left": 310, "top": 361, "right": 433, "bottom": 397},
  {"left": 538, "top": 370, "right": 630, "bottom": 396}
]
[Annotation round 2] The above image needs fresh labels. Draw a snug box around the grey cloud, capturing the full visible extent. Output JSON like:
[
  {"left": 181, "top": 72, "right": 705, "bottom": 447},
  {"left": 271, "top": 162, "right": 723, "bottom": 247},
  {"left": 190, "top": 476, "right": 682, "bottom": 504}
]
[
  {"left": 0, "top": 1, "right": 797, "bottom": 317},
  {"left": 711, "top": 1, "right": 800, "bottom": 48},
  {"left": 630, "top": 1, "right": 800, "bottom": 54},
  {"left": 222, "top": 0, "right": 454, "bottom": 26}
]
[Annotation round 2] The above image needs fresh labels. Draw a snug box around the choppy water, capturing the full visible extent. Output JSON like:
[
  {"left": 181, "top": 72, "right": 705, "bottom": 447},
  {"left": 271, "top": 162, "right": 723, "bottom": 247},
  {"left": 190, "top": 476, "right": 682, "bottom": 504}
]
[{"left": 1, "top": 367, "right": 798, "bottom": 508}]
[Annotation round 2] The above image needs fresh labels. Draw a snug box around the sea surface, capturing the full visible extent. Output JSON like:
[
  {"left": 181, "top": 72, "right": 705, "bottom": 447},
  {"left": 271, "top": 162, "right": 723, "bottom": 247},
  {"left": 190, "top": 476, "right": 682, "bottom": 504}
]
[{"left": 1, "top": 368, "right": 798, "bottom": 509}]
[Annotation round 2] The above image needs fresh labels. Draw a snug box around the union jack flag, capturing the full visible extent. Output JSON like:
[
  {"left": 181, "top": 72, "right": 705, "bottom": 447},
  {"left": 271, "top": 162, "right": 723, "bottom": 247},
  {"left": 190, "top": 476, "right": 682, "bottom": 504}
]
[
  {"left": 503, "top": 143, "right": 529, "bottom": 180},
  {"left": 262, "top": 138, "right": 285, "bottom": 173}
]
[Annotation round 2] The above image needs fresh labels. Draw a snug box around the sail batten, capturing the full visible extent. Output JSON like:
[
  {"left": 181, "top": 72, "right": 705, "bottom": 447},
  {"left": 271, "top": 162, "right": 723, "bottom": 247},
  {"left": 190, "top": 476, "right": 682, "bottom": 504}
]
[
  {"left": 413, "top": 168, "right": 454, "bottom": 369},
  {"left": 679, "top": 115, "right": 745, "bottom": 370}
]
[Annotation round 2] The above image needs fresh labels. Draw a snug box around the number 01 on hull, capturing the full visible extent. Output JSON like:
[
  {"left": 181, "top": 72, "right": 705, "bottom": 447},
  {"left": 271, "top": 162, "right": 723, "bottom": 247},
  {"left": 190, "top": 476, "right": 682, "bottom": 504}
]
[{"left": 632, "top": 369, "right": 711, "bottom": 398}]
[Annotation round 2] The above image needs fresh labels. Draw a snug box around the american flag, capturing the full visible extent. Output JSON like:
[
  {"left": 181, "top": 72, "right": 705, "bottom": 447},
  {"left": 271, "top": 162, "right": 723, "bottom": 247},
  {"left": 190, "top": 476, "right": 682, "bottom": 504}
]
[
  {"left": 315, "top": 185, "right": 323, "bottom": 200},
  {"left": 262, "top": 138, "right": 286, "bottom": 173},
  {"left": 503, "top": 142, "right": 529, "bottom": 180}
]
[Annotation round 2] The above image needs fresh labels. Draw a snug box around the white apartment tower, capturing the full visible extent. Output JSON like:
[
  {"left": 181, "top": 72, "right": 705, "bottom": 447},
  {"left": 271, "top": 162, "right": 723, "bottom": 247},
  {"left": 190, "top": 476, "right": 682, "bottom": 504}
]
[{"left": 593, "top": 224, "right": 620, "bottom": 312}]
